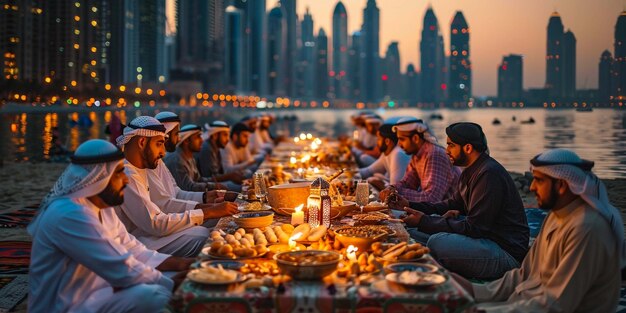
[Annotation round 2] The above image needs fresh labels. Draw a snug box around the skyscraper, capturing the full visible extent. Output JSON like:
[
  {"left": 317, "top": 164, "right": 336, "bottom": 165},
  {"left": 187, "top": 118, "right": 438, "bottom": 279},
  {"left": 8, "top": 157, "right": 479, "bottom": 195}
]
[
  {"left": 300, "top": 8, "right": 315, "bottom": 98},
  {"left": 562, "top": 30, "right": 576, "bottom": 98},
  {"left": 106, "top": 0, "right": 140, "bottom": 86},
  {"left": 615, "top": 11, "right": 626, "bottom": 99},
  {"left": 383, "top": 42, "right": 400, "bottom": 99},
  {"left": 235, "top": 0, "right": 266, "bottom": 95},
  {"left": 315, "top": 28, "right": 328, "bottom": 99},
  {"left": 1, "top": 1, "right": 25, "bottom": 81},
  {"left": 349, "top": 31, "right": 362, "bottom": 100},
  {"left": 225, "top": 5, "right": 244, "bottom": 93},
  {"left": 599, "top": 50, "right": 613, "bottom": 100},
  {"left": 137, "top": 1, "right": 166, "bottom": 84},
  {"left": 420, "top": 6, "right": 444, "bottom": 103},
  {"left": 546, "top": 12, "right": 563, "bottom": 98},
  {"left": 404, "top": 63, "right": 419, "bottom": 104},
  {"left": 360, "top": 0, "right": 380, "bottom": 102},
  {"left": 44, "top": 0, "right": 101, "bottom": 90},
  {"left": 498, "top": 54, "right": 523, "bottom": 100},
  {"left": 281, "top": 0, "right": 297, "bottom": 97},
  {"left": 332, "top": 1, "right": 348, "bottom": 99},
  {"left": 449, "top": 11, "right": 471, "bottom": 102},
  {"left": 174, "top": 0, "right": 224, "bottom": 91},
  {"left": 267, "top": 6, "right": 284, "bottom": 96}
]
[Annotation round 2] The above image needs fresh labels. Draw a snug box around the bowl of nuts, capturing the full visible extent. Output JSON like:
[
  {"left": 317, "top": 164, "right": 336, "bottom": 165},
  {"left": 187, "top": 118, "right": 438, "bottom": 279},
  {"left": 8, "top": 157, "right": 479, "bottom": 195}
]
[
  {"left": 334, "top": 226, "right": 387, "bottom": 251},
  {"left": 274, "top": 250, "right": 342, "bottom": 280}
]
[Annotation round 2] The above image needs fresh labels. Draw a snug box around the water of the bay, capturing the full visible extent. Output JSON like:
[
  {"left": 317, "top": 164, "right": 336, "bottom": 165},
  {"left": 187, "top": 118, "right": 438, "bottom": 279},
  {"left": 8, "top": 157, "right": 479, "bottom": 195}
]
[{"left": 1, "top": 107, "right": 625, "bottom": 179}]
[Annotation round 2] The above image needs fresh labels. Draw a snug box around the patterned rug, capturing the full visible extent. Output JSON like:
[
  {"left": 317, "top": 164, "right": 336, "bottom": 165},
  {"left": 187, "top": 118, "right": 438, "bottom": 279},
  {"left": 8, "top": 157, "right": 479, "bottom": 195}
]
[
  {"left": 0, "top": 206, "right": 38, "bottom": 228},
  {"left": 0, "top": 241, "right": 31, "bottom": 275}
]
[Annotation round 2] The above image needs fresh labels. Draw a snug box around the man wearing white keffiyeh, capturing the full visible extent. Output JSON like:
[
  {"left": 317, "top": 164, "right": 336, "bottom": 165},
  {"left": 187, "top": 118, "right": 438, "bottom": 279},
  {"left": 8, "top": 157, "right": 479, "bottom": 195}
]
[
  {"left": 28, "top": 139, "right": 193, "bottom": 313},
  {"left": 454, "top": 149, "right": 622, "bottom": 313},
  {"left": 114, "top": 116, "right": 220, "bottom": 257}
]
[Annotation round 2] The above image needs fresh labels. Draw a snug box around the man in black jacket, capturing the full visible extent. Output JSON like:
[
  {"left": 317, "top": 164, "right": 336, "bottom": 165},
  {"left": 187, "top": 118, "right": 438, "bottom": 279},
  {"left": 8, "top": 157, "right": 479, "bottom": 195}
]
[{"left": 389, "top": 122, "right": 529, "bottom": 279}]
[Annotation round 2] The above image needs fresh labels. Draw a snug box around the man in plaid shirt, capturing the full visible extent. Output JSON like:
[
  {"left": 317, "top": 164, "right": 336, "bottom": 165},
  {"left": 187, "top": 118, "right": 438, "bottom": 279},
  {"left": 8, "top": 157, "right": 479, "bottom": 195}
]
[{"left": 379, "top": 117, "right": 460, "bottom": 204}]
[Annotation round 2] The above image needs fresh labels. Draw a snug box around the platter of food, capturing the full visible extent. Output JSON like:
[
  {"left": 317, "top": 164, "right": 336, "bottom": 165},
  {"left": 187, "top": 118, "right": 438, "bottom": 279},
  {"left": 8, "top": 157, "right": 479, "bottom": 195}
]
[
  {"left": 385, "top": 271, "right": 446, "bottom": 288},
  {"left": 187, "top": 266, "right": 248, "bottom": 285}
]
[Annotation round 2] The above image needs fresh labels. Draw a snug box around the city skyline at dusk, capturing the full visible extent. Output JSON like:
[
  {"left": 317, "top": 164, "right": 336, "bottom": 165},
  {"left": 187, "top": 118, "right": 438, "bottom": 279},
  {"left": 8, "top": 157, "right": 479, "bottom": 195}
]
[{"left": 167, "top": 0, "right": 625, "bottom": 97}]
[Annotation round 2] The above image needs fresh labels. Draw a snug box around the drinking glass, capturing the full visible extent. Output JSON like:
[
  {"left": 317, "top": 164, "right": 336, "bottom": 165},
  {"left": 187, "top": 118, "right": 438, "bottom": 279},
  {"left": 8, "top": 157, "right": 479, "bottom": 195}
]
[{"left": 254, "top": 172, "right": 268, "bottom": 207}]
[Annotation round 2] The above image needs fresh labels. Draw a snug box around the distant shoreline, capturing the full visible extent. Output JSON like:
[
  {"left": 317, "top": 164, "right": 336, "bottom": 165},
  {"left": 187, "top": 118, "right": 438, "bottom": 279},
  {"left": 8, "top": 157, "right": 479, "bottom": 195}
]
[{"left": 1, "top": 102, "right": 624, "bottom": 114}]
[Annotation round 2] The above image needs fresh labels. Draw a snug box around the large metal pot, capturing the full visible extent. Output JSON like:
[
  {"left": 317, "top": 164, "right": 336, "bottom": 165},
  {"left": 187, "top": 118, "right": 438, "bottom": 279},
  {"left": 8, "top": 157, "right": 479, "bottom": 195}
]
[{"left": 267, "top": 182, "right": 310, "bottom": 213}]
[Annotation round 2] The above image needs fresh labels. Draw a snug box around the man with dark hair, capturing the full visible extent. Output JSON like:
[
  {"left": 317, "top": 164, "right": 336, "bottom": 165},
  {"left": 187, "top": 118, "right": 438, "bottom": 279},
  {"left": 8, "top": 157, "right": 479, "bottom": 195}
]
[
  {"left": 379, "top": 117, "right": 460, "bottom": 204},
  {"left": 196, "top": 121, "right": 245, "bottom": 191},
  {"left": 358, "top": 122, "right": 411, "bottom": 191},
  {"left": 29, "top": 139, "right": 193, "bottom": 313},
  {"left": 221, "top": 122, "right": 263, "bottom": 177},
  {"left": 151, "top": 112, "right": 227, "bottom": 213},
  {"left": 454, "top": 149, "right": 623, "bottom": 312},
  {"left": 390, "top": 122, "right": 529, "bottom": 279},
  {"left": 115, "top": 117, "right": 237, "bottom": 258}
]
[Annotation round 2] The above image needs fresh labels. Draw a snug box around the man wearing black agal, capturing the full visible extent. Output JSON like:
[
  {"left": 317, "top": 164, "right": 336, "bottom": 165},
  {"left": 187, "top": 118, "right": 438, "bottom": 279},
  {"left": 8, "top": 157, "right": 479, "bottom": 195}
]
[{"left": 390, "top": 122, "right": 529, "bottom": 279}]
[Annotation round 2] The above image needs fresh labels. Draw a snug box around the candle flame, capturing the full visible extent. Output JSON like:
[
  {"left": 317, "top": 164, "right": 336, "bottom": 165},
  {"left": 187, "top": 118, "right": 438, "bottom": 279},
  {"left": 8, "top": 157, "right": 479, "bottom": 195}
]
[
  {"left": 290, "top": 232, "right": 303, "bottom": 241},
  {"left": 294, "top": 137, "right": 300, "bottom": 143},
  {"left": 347, "top": 245, "right": 358, "bottom": 254},
  {"left": 294, "top": 204, "right": 303, "bottom": 213},
  {"left": 290, "top": 156, "right": 297, "bottom": 164}
]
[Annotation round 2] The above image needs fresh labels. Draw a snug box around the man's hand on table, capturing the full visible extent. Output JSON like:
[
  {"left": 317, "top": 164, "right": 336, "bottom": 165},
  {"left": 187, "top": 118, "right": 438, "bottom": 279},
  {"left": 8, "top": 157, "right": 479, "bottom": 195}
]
[
  {"left": 368, "top": 177, "right": 386, "bottom": 191},
  {"left": 202, "top": 201, "right": 238, "bottom": 219},
  {"left": 402, "top": 207, "right": 424, "bottom": 227},
  {"left": 203, "top": 190, "right": 223, "bottom": 204}
]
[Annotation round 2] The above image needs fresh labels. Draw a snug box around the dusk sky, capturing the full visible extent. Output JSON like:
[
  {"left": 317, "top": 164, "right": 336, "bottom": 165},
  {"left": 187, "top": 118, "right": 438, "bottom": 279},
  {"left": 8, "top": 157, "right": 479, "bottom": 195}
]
[{"left": 168, "top": 1, "right": 625, "bottom": 97}]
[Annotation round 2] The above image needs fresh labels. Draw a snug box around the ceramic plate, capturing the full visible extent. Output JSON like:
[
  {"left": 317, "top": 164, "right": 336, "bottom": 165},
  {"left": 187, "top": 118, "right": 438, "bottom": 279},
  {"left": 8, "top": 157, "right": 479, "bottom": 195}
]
[
  {"left": 187, "top": 268, "right": 247, "bottom": 285},
  {"left": 385, "top": 272, "right": 446, "bottom": 288}
]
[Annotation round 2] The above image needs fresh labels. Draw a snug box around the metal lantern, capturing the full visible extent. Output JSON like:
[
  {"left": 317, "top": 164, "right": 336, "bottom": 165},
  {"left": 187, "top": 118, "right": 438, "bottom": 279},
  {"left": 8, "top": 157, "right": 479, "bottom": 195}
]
[{"left": 308, "top": 177, "right": 331, "bottom": 228}]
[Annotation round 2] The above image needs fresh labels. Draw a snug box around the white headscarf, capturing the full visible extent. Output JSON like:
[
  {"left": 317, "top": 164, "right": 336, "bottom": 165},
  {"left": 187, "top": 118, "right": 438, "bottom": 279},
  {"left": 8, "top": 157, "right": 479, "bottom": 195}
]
[
  {"left": 201, "top": 121, "right": 230, "bottom": 141},
  {"left": 116, "top": 116, "right": 167, "bottom": 148},
  {"left": 177, "top": 124, "right": 202, "bottom": 147},
  {"left": 531, "top": 148, "right": 626, "bottom": 267},
  {"left": 155, "top": 111, "right": 180, "bottom": 134},
  {"left": 28, "top": 139, "right": 124, "bottom": 236},
  {"left": 391, "top": 117, "right": 438, "bottom": 144}
]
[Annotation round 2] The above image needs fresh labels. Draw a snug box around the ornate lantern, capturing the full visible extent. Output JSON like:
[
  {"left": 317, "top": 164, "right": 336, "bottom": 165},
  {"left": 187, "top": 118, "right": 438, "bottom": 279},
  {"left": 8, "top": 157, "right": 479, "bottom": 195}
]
[{"left": 307, "top": 177, "right": 331, "bottom": 228}]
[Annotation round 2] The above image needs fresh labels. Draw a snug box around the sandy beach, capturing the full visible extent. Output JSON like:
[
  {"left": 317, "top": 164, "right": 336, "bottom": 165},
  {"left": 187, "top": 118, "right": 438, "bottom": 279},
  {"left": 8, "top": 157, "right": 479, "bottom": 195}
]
[{"left": 1, "top": 161, "right": 625, "bottom": 312}]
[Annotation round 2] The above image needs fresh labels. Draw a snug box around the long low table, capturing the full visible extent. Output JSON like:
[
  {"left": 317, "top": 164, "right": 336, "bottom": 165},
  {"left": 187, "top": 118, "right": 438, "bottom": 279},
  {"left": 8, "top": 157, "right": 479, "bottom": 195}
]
[
  {"left": 167, "top": 215, "right": 474, "bottom": 313},
  {"left": 167, "top": 140, "right": 474, "bottom": 312}
]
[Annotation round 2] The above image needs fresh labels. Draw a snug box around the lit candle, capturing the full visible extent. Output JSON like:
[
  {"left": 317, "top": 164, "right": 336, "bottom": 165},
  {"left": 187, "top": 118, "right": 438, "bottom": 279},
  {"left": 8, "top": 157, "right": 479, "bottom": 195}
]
[
  {"left": 313, "top": 167, "right": 320, "bottom": 174},
  {"left": 291, "top": 204, "right": 304, "bottom": 225},
  {"left": 306, "top": 133, "right": 313, "bottom": 140},
  {"left": 310, "top": 142, "right": 318, "bottom": 150},
  {"left": 290, "top": 156, "right": 297, "bottom": 167},
  {"left": 289, "top": 232, "right": 303, "bottom": 250},
  {"left": 294, "top": 137, "right": 300, "bottom": 143},
  {"left": 346, "top": 245, "right": 358, "bottom": 263},
  {"left": 299, "top": 133, "right": 306, "bottom": 140}
]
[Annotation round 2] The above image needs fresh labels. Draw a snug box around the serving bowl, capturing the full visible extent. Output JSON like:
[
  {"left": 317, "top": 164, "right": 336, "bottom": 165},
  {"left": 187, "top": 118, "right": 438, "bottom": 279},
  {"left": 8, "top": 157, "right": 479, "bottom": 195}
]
[
  {"left": 234, "top": 211, "right": 274, "bottom": 229},
  {"left": 334, "top": 227, "right": 387, "bottom": 251},
  {"left": 267, "top": 182, "right": 311, "bottom": 212},
  {"left": 274, "top": 250, "right": 342, "bottom": 280}
]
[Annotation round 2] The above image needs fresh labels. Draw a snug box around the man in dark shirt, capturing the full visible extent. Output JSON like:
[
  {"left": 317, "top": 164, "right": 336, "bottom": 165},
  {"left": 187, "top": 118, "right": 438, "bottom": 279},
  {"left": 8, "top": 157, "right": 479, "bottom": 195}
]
[
  {"left": 389, "top": 122, "right": 529, "bottom": 279},
  {"left": 196, "top": 121, "right": 245, "bottom": 192}
]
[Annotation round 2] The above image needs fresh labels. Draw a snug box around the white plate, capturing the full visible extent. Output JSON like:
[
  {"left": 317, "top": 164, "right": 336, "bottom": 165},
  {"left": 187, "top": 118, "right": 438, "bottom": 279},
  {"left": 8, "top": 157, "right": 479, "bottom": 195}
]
[
  {"left": 186, "top": 268, "right": 247, "bottom": 285},
  {"left": 385, "top": 271, "right": 446, "bottom": 288}
]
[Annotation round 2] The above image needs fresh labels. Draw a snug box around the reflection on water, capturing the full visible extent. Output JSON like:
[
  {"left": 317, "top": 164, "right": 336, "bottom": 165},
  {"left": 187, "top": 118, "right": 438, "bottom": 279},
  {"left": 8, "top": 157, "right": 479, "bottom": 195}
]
[{"left": 0, "top": 108, "right": 625, "bottom": 178}]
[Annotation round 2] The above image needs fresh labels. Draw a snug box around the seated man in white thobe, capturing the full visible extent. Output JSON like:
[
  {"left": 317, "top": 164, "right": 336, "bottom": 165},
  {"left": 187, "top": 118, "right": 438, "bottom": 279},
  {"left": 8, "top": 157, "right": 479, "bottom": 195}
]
[
  {"left": 358, "top": 122, "right": 411, "bottom": 191},
  {"left": 151, "top": 112, "right": 225, "bottom": 212},
  {"left": 221, "top": 122, "right": 263, "bottom": 178},
  {"left": 351, "top": 115, "right": 382, "bottom": 167},
  {"left": 28, "top": 139, "right": 193, "bottom": 313},
  {"left": 115, "top": 116, "right": 238, "bottom": 257},
  {"left": 454, "top": 149, "right": 624, "bottom": 313}
]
